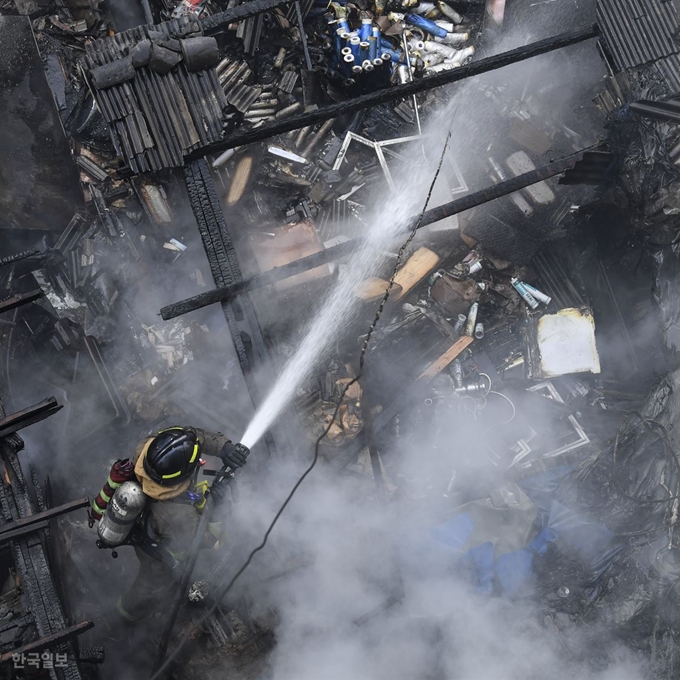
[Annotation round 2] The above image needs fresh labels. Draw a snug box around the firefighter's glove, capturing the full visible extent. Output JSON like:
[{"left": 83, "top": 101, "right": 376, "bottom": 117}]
[
  {"left": 209, "top": 476, "right": 229, "bottom": 507},
  {"left": 219, "top": 442, "right": 249, "bottom": 470}
]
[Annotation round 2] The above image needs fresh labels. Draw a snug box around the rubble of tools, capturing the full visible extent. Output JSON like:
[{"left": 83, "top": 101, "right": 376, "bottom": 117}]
[{"left": 209, "top": 0, "right": 487, "bottom": 230}]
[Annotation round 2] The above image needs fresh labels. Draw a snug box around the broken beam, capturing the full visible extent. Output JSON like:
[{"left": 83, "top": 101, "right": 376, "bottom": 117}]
[
  {"left": 0, "top": 398, "right": 63, "bottom": 439},
  {"left": 418, "top": 336, "right": 474, "bottom": 381},
  {"left": 161, "top": 148, "right": 587, "bottom": 320},
  {"left": 0, "top": 249, "right": 40, "bottom": 267},
  {"left": 0, "top": 497, "right": 89, "bottom": 538},
  {"left": 0, "top": 520, "right": 49, "bottom": 544},
  {"left": 0, "top": 290, "right": 42, "bottom": 315},
  {"left": 0, "top": 621, "right": 94, "bottom": 664},
  {"left": 187, "top": 24, "right": 598, "bottom": 159}
]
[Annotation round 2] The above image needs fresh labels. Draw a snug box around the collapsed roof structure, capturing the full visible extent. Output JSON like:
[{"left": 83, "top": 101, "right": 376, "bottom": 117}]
[{"left": 4, "top": 0, "right": 680, "bottom": 677}]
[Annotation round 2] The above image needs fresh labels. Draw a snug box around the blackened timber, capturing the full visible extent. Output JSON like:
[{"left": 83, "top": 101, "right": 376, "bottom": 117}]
[
  {"left": 0, "top": 498, "right": 89, "bottom": 538},
  {"left": 295, "top": 0, "right": 313, "bottom": 72},
  {"left": 0, "top": 290, "right": 42, "bottom": 315},
  {"left": 140, "top": 0, "right": 153, "bottom": 25},
  {"left": 201, "top": 0, "right": 292, "bottom": 34},
  {"left": 0, "top": 621, "right": 94, "bottom": 664},
  {"left": 0, "top": 519, "right": 49, "bottom": 543},
  {"left": 187, "top": 25, "right": 598, "bottom": 159},
  {"left": 161, "top": 242, "right": 355, "bottom": 319},
  {"left": 161, "top": 149, "right": 587, "bottom": 320},
  {"left": 183, "top": 159, "right": 299, "bottom": 460},
  {"left": 0, "top": 433, "right": 84, "bottom": 678},
  {"left": 0, "top": 398, "right": 63, "bottom": 439},
  {"left": 0, "top": 249, "right": 40, "bottom": 267}
]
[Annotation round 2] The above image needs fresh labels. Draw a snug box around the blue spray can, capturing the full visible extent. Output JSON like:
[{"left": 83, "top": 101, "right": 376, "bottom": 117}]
[{"left": 405, "top": 13, "right": 448, "bottom": 38}]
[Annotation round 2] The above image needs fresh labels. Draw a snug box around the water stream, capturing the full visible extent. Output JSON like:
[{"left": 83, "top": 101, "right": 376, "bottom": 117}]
[{"left": 240, "top": 101, "right": 460, "bottom": 449}]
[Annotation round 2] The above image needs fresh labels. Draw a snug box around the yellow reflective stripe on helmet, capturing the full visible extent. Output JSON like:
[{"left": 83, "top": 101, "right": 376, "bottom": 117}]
[
  {"left": 189, "top": 443, "right": 199, "bottom": 464},
  {"left": 100, "top": 489, "right": 112, "bottom": 503},
  {"left": 161, "top": 470, "right": 182, "bottom": 479},
  {"left": 107, "top": 476, "right": 122, "bottom": 490}
]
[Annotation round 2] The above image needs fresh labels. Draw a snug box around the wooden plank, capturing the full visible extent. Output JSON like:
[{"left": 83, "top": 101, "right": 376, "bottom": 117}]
[
  {"left": 0, "top": 520, "right": 49, "bottom": 543},
  {"left": 0, "top": 621, "right": 94, "bottom": 664},
  {"left": 418, "top": 335, "right": 474, "bottom": 382},
  {"left": 0, "top": 497, "right": 89, "bottom": 537},
  {"left": 0, "top": 398, "right": 63, "bottom": 439},
  {"left": 392, "top": 247, "right": 440, "bottom": 301},
  {"left": 0, "top": 290, "right": 42, "bottom": 315},
  {"left": 354, "top": 278, "right": 402, "bottom": 302},
  {"left": 251, "top": 219, "right": 331, "bottom": 291}
]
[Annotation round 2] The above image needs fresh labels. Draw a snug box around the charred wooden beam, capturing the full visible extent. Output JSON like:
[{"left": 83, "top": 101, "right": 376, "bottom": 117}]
[
  {"left": 0, "top": 621, "right": 94, "bottom": 664},
  {"left": 162, "top": 148, "right": 587, "bottom": 320},
  {"left": 187, "top": 25, "right": 598, "bottom": 159},
  {"left": 0, "top": 290, "right": 43, "bottom": 315},
  {"left": 418, "top": 336, "right": 474, "bottom": 381},
  {"left": 0, "top": 519, "right": 49, "bottom": 543},
  {"left": 0, "top": 498, "right": 89, "bottom": 539},
  {"left": 0, "top": 398, "right": 63, "bottom": 439},
  {"left": 184, "top": 159, "right": 301, "bottom": 460},
  {"left": 0, "top": 250, "right": 41, "bottom": 268}
]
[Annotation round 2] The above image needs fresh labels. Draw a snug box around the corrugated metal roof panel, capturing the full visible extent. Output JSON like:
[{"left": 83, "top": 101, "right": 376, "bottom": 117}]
[
  {"left": 597, "top": 0, "right": 680, "bottom": 71},
  {"left": 653, "top": 54, "right": 680, "bottom": 95},
  {"left": 84, "top": 19, "right": 226, "bottom": 172}
]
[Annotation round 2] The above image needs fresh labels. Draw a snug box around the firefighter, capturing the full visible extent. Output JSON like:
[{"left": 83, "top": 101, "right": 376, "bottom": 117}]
[{"left": 89, "top": 426, "right": 249, "bottom": 622}]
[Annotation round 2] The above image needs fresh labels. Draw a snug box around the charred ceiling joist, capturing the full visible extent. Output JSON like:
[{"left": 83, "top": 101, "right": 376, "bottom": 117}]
[
  {"left": 0, "top": 422, "right": 94, "bottom": 677},
  {"left": 162, "top": 149, "right": 602, "bottom": 320},
  {"left": 189, "top": 24, "right": 600, "bottom": 159},
  {"left": 183, "top": 159, "right": 302, "bottom": 458}
]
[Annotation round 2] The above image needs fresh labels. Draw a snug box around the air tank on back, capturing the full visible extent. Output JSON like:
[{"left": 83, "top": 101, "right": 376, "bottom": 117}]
[{"left": 97, "top": 481, "right": 146, "bottom": 549}]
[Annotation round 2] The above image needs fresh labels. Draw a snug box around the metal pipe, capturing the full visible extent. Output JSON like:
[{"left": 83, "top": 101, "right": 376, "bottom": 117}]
[
  {"left": 295, "top": 124, "right": 313, "bottom": 148},
  {"left": 275, "top": 101, "right": 303, "bottom": 119},
  {"left": 249, "top": 98, "right": 279, "bottom": 108},
  {"left": 160, "top": 149, "right": 589, "bottom": 320},
  {"left": 140, "top": 0, "right": 154, "bottom": 25},
  {"left": 300, "top": 118, "right": 335, "bottom": 158},
  {"left": 274, "top": 47, "right": 287, "bottom": 69},
  {"left": 212, "top": 146, "right": 239, "bottom": 169},
  {"left": 629, "top": 99, "right": 680, "bottom": 124},
  {"left": 464, "top": 302, "right": 478, "bottom": 336},
  {"left": 453, "top": 314, "right": 466, "bottom": 335},
  {"left": 244, "top": 108, "right": 277, "bottom": 118},
  {"left": 186, "top": 25, "right": 599, "bottom": 159}
]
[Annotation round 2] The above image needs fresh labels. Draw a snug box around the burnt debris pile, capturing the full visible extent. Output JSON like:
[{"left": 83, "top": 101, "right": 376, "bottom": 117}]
[{"left": 6, "top": 0, "right": 680, "bottom": 677}]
